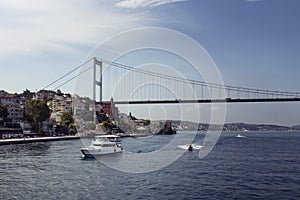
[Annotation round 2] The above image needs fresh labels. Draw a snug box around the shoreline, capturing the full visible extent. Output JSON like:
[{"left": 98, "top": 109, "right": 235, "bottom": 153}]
[
  {"left": 0, "top": 135, "right": 80, "bottom": 145},
  {"left": 1, "top": 130, "right": 299, "bottom": 146}
]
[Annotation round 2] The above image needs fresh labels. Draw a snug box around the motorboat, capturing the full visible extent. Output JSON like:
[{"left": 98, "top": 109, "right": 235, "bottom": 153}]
[
  {"left": 178, "top": 144, "right": 203, "bottom": 151},
  {"left": 236, "top": 133, "right": 245, "bottom": 138},
  {"left": 80, "top": 135, "right": 123, "bottom": 158}
]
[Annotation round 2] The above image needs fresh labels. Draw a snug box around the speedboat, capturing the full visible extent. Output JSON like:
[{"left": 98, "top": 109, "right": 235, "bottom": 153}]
[
  {"left": 80, "top": 135, "right": 123, "bottom": 158},
  {"left": 178, "top": 144, "right": 203, "bottom": 150},
  {"left": 236, "top": 133, "right": 245, "bottom": 138}
]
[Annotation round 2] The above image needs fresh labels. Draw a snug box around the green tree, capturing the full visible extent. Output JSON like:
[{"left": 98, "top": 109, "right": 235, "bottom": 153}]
[
  {"left": 101, "top": 121, "right": 114, "bottom": 133},
  {"left": 21, "top": 89, "right": 34, "bottom": 100},
  {"left": 85, "top": 121, "right": 96, "bottom": 130},
  {"left": 144, "top": 119, "right": 151, "bottom": 126},
  {"left": 0, "top": 104, "right": 8, "bottom": 121},
  {"left": 69, "top": 123, "right": 78, "bottom": 134},
  {"left": 25, "top": 100, "right": 51, "bottom": 133},
  {"left": 60, "top": 111, "right": 73, "bottom": 127}
]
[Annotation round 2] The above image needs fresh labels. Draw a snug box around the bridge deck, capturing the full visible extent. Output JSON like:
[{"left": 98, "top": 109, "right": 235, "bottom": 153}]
[{"left": 107, "top": 98, "right": 300, "bottom": 104}]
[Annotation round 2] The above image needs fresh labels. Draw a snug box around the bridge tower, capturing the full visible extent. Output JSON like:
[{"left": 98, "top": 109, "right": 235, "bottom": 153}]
[{"left": 93, "top": 57, "right": 103, "bottom": 123}]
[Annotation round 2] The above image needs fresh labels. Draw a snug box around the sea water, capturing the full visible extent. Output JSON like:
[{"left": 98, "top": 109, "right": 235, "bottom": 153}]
[{"left": 0, "top": 131, "right": 299, "bottom": 199}]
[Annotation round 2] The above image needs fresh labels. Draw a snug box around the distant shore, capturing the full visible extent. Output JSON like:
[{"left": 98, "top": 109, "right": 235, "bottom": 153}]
[{"left": 1, "top": 130, "right": 299, "bottom": 146}]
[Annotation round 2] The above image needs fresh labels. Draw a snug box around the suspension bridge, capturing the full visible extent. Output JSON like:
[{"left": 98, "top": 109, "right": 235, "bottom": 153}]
[{"left": 43, "top": 57, "right": 300, "bottom": 104}]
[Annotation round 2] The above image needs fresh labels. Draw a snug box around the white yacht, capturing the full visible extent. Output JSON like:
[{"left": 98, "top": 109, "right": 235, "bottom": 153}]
[{"left": 80, "top": 135, "right": 123, "bottom": 158}]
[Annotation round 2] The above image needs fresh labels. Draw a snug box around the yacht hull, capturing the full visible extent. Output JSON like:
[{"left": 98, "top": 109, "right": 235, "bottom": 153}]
[{"left": 80, "top": 147, "right": 122, "bottom": 158}]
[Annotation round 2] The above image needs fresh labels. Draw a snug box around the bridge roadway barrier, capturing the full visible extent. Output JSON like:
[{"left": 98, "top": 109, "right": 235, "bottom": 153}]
[{"left": 0, "top": 135, "right": 80, "bottom": 145}]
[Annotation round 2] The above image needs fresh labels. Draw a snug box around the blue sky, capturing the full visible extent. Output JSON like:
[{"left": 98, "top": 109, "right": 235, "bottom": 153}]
[{"left": 1, "top": 0, "right": 300, "bottom": 125}]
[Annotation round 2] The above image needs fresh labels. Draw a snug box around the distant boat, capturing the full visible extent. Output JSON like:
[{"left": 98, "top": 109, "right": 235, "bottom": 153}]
[
  {"left": 236, "top": 133, "right": 245, "bottom": 138},
  {"left": 80, "top": 135, "right": 122, "bottom": 158},
  {"left": 178, "top": 144, "right": 203, "bottom": 150}
]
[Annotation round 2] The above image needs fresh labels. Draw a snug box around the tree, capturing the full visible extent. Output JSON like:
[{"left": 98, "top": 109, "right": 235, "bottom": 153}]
[
  {"left": 21, "top": 89, "right": 34, "bottom": 100},
  {"left": 0, "top": 104, "right": 8, "bottom": 121},
  {"left": 69, "top": 123, "right": 78, "bottom": 135},
  {"left": 144, "top": 119, "right": 151, "bottom": 126},
  {"left": 101, "top": 121, "right": 114, "bottom": 133},
  {"left": 85, "top": 121, "right": 96, "bottom": 130},
  {"left": 57, "top": 89, "right": 62, "bottom": 96},
  {"left": 25, "top": 100, "right": 51, "bottom": 133},
  {"left": 60, "top": 111, "right": 73, "bottom": 127}
]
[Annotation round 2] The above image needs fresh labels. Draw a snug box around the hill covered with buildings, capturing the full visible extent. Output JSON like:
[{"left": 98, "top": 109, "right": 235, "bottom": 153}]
[{"left": 0, "top": 89, "right": 298, "bottom": 140}]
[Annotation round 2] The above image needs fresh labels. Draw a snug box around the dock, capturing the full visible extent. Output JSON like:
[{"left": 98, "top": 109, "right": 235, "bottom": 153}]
[{"left": 0, "top": 135, "right": 80, "bottom": 145}]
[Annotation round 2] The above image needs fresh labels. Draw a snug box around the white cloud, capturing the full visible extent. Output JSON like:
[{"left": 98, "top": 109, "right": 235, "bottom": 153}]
[
  {"left": 0, "top": 0, "right": 146, "bottom": 60},
  {"left": 115, "top": 0, "right": 186, "bottom": 9}
]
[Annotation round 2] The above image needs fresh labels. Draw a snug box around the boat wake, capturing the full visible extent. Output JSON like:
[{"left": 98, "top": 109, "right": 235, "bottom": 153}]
[{"left": 178, "top": 144, "right": 203, "bottom": 150}]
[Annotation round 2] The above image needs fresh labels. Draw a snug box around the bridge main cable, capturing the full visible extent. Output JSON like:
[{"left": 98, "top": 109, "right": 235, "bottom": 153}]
[
  {"left": 96, "top": 57, "right": 300, "bottom": 98},
  {"left": 41, "top": 57, "right": 300, "bottom": 99},
  {"left": 42, "top": 57, "right": 94, "bottom": 90}
]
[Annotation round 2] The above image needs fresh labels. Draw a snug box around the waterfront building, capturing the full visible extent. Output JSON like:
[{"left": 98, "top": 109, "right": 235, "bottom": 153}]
[
  {"left": 6, "top": 105, "right": 24, "bottom": 122},
  {"left": 0, "top": 90, "right": 9, "bottom": 98},
  {"left": 98, "top": 97, "right": 119, "bottom": 120},
  {"left": 0, "top": 95, "right": 26, "bottom": 107},
  {"left": 0, "top": 95, "right": 26, "bottom": 122},
  {"left": 72, "top": 94, "right": 86, "bottom": 116},
  {"left": 47, "top": 93, "right": 73, "bottom": 123}
]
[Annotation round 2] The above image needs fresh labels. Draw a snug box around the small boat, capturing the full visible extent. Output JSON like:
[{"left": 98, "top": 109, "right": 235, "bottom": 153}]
[
  {"left": 80, "top": 135, "right": 123, "bottom": 158},
  {"left": 236, "top": 133, "right": 245, "bottom": 138},
  {"left": 187, "top": 144, "right": 193, "bottom": 151},
  {"left": 178, "top": 144, "right": 203, "bottom": 150}
]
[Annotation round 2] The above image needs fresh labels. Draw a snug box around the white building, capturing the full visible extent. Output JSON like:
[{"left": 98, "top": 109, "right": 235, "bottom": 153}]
[
  {"left": 0, "top": 95, "right": 26, "bottom": 122},
  {"left": 6, "top": 105, "right": 24, "bottom": 122},
  {"left": 47, "top": 93, "right": 73, "bottom": 123}
]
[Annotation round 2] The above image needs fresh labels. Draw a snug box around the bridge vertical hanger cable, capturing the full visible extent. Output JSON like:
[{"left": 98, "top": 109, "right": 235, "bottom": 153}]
[{"left": 44, "top": 57, "right": 300, "bottom": 103}]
